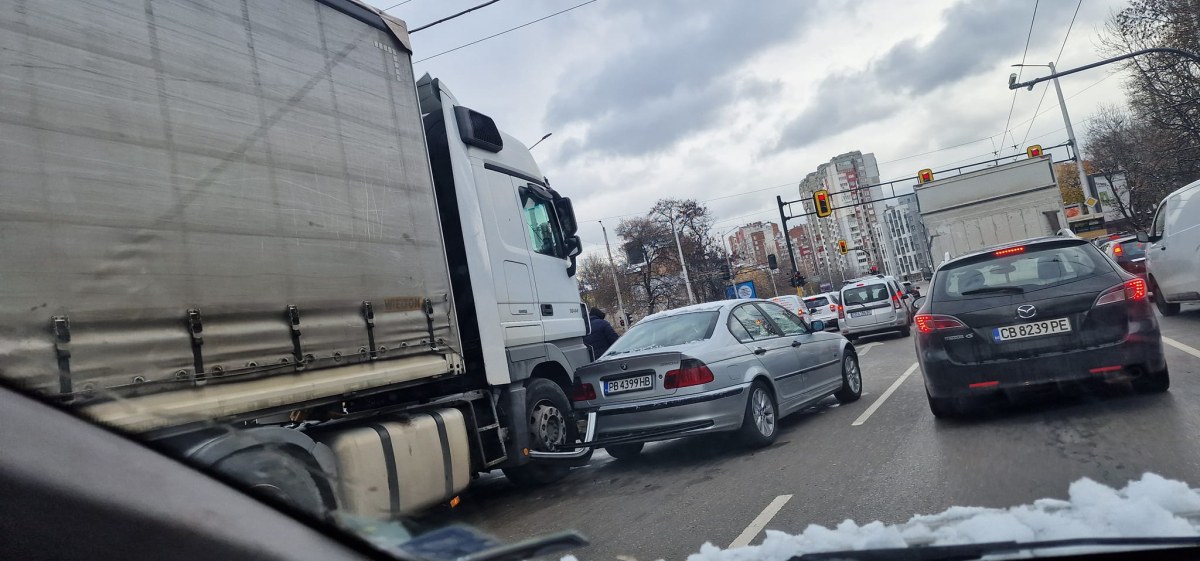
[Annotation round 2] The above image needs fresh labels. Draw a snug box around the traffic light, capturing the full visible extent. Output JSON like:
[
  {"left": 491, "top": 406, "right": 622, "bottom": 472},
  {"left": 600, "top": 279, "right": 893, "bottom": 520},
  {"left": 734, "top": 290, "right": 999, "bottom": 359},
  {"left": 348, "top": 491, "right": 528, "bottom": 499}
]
[
  {"left": 917, "top": 169, "right": 934, "bottom": 184},
  {"left": 719, "top": 264, "right": 731, "bottom": 280},
  {"left": 789, "top": 272, "right": 806, "bottom": 287},
  {"left": 1026, "top": 144, "right": 1043, "bottom": 158},
  {"left": 812, "top": 189, "right": 832, "bottom": 218},
  {"left": 838, "top": 240, "right": 848, "bottom": 255}
]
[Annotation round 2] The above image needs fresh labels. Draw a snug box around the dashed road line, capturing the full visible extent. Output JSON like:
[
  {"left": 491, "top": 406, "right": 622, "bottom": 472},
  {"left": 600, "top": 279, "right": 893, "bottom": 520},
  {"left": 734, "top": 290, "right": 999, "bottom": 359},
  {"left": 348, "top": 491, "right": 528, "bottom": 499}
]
[
  {"left": 852, "top": 362, "right": 919, "bottom": 427},
  {"left": 1163, "top": 336, "right": 1200, "bottom": 361},
  {"left": 729, "top": 494, "right": 793, "bottom": 548}
]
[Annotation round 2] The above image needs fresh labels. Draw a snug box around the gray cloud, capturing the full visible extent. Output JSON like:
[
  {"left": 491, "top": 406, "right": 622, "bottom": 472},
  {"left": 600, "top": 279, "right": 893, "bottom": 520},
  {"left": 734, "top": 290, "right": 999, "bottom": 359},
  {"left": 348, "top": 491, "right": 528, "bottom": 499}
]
[
  {"left": 547, "top": 1, "right": 816, "bottom": 159},
  {"left": 771, "top": 0, "right": 1076, "bottom": 153}
]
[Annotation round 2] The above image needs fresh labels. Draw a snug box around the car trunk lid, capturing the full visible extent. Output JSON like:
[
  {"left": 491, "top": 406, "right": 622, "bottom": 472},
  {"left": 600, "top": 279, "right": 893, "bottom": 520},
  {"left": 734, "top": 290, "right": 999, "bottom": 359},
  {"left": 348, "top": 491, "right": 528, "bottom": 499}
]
[{"left": 573, "top": 351, "right": 683, "bottom": 405}]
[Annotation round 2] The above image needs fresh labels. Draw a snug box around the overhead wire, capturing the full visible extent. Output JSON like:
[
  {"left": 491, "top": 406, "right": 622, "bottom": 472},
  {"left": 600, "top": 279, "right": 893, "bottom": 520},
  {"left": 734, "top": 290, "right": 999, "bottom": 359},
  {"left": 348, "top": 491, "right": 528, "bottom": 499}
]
[
  {"left": 1019, "top": 0, "right": 1084, "bottom": 147},
  {"left": 381, "top": 0, "right": 416, "bottom": 11},
  {"left": 413, "top": 0, "right": 598, "bottom": 63},
  {"left": 999, "top": 0, "right": 1041, "bottom": 154},
  {"left": 409, "top": 0, "right": 501, "bottom": 33}
]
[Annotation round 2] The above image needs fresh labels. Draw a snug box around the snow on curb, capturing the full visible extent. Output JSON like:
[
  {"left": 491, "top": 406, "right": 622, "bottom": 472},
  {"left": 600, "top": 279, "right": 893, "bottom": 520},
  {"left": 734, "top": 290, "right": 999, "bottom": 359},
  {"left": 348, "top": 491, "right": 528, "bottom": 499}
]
[{"left": 682, "top": 473, "right": 1200, "bottom": 561}]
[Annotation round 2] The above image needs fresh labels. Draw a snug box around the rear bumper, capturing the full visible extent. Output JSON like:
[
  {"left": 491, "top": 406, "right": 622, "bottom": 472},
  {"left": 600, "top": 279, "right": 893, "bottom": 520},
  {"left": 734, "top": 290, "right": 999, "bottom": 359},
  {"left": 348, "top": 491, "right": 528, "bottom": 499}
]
[
  {"left": 843, "top": 314, "right": 907, "bottom": 336},
  {"left": 578, "top": 384, "right": 749, "bottom": 445},
  {"left": 922, "top": 333, "right": 1167, "bottom": 399}
]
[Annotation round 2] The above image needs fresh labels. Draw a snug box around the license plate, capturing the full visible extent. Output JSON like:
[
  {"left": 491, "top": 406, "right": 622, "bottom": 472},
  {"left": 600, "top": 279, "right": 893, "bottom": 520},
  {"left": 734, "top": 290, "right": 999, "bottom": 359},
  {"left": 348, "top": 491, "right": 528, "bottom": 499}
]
[
  {"left": 992, "top": 318, "right": 1071, "bottom": 342},
  {"left": 604, "top": 374, "right": 653, "bottom": 395},
  {"left": 850, "top": 310, "right": 872, "bottom": 318}
]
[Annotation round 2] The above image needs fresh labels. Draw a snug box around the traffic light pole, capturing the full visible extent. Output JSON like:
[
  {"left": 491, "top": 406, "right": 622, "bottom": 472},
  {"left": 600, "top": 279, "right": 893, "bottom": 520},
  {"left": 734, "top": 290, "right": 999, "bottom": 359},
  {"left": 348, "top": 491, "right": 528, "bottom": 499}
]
[
  {"left": 777, "top": 195, "right": 799, "bottom": 274},
  {"left": 1047, "top": 61, "right": 1091, "bottom": 209}
]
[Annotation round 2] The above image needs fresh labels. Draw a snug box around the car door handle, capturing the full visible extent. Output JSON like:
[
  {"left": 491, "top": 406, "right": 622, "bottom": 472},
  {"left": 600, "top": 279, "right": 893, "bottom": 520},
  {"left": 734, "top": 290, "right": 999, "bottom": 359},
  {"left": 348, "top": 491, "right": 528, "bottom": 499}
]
[
  {"left": 791, "top": 340, "right": 802, "bottom": 347},
  {"left": 753, "top": 347, "right": 767, "bottom": 355},
  {"left": 541, "top": 304, "right": 554, "bottom": 316}
]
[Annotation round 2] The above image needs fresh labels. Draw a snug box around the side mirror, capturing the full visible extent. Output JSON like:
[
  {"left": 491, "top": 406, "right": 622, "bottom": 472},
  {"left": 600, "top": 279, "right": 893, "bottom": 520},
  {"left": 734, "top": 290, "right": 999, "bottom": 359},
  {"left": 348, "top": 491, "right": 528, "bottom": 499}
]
[
  {"left": 1136, "top": 231, "right": 1150, "bottom": 243},
  {"left": 913, "top": 297, "right": 927, "bottom": 309},
  {"left": 809, "top": 320, "right": 825, "bottom": 332},
  {"left": 564, "top": 235, "right": 582, "bottom": 276},
  {"left": 554, "top": 197, "right": 578, "bottom": 236}
]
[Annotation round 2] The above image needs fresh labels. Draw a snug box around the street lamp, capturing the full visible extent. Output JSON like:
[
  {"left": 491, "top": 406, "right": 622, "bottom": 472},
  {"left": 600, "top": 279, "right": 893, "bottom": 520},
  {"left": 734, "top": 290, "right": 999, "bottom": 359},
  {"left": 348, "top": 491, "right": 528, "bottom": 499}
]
[
  {"left": 1012, "top": 63, "right": 1089, "bottom": 204},
  {"left": 528, "top": 132, "right": 552, "bottom": 150}
]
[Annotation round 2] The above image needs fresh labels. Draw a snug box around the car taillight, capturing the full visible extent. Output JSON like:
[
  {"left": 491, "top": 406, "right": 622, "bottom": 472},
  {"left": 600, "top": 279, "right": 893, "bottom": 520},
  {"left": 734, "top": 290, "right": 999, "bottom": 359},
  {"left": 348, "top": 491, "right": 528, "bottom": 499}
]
[
  {"left": 1113, "top": 244, "right": 1124, "bottom": 256},
  {"left": 993, "top": 246, "right": 1025, "bottom": 257},
  {"left": 664, "top": 358, "right": 715, "bottom": 389},
  {"left": 1094, "top": 278, "right": 1148, "bottom": 306},
  {"left": 892, "top": 291, "right": 902, "bottom": 309},
  {"left": 914, "top": 314, "right": 967, "bottom": 334},
  {"left": 829, "top": 304, "right": 837, "bottom": 313},
  {"left": 838, "top": 305, "right": 845, "bottom": 319},
  {"left": 570, "top": 382, "right": 596, "bottom": 401}
]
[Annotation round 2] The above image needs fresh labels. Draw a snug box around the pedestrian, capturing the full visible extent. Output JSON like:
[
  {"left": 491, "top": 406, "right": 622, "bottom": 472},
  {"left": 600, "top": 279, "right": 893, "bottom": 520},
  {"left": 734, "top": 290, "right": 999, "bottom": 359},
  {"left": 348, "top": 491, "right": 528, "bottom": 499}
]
[{"left": 584, "top": 307, "right": 620, "bottom": 359}]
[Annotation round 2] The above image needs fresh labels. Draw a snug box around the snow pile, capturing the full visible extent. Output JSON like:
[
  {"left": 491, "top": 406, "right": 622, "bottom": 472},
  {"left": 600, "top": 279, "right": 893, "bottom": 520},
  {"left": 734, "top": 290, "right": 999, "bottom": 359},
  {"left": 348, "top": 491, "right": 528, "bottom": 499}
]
[{"left": 685, "top": 473, "right": 1200, "bottom": 561}]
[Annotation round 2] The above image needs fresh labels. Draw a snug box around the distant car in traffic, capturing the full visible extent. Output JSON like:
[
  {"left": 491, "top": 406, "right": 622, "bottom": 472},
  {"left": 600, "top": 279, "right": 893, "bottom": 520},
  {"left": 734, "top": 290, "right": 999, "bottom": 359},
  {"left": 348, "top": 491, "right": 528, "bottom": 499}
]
[
  {"left": 803, "top": 292, "right": 842, "bottom": 331},
  {"left": 571, "top": 299, "right": 860, "bottom": 459},
  {"left": 1138, "top": 178, "right": 1200, "bottom": 316},
  {"left": 914, "top": 236, "right": 1168, "bottom": 418},
  {"left": 838, "top": 275, "right": 912, "bottom": 341},
  {"left": 1098, "top": 234, "right": 1148, "bottom": 283},
  {"left": 768, "top": 294, "right": 807, "bottom": 319}
]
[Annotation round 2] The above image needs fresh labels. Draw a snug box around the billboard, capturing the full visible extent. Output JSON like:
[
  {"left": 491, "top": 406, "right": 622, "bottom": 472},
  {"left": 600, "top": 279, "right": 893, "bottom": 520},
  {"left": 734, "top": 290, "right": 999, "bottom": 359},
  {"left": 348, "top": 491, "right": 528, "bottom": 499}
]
[{"left": 725, "top": 280, "right": 758, "bottom": 300}]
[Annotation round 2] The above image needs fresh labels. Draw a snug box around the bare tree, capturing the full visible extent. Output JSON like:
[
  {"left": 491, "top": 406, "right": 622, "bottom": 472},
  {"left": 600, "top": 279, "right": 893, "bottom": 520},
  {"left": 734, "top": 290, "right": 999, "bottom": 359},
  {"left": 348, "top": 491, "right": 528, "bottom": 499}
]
[{"left": 615, "top": 216, "right": 682, "bottom": 315}]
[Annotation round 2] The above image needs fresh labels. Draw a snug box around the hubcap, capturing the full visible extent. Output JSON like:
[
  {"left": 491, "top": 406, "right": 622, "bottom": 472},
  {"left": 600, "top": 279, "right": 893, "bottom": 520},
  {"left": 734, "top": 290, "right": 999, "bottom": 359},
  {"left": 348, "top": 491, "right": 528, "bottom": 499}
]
[
  {"left": 845, "top": 355, "right": 861, "bottom": 394},
  {"left": 530, "top": 402, "right": 566, "bottom": 450},
  {"left": 751, "top": 388, "right": 775, "bottom": 437}
]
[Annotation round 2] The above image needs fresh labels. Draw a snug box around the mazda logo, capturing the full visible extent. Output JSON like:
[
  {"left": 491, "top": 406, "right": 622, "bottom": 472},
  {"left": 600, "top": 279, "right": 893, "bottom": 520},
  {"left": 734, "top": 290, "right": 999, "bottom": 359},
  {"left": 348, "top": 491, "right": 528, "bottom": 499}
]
[{"left": 1016, "top": 304, "right": 1037, "bottom": 319}]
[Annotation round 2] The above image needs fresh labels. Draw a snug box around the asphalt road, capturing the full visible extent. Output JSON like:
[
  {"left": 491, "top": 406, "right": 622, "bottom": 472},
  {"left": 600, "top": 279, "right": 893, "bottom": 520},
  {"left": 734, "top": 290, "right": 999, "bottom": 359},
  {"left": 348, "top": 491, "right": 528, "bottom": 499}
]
[{"left": 418, "top": 305, "right": 1200, "bottom": 561}]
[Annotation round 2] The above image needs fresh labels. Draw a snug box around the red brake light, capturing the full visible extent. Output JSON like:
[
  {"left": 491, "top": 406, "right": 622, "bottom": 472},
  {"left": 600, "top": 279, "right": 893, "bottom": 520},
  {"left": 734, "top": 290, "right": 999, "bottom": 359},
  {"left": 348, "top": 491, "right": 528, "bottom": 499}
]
[
  {"left": 1113, "top": 244, "right": 1124, "bottom": 256},
  {"left": 1094, "top": 278, "right": 1147, "bottom": 306},
  {"left": 570, "top": 382, "right": 596, "bottom": 401},
  {"left": 829, "top": 304, "right": 837, "bottom": 312},
  {"left": 914, "top": 314, "right": 966, "bottom": 334},
  {"left": 892, "top": 290, "right": 902, "bottom": 309},
  {"left": 837, "top": 305, "right": 845, "bottom": 319},
  {"left": 664, "top": 358, "right": 715, "bottom": 389},
  {"left": 993, "top": 246, "right": 1025, "bottom": 257}
]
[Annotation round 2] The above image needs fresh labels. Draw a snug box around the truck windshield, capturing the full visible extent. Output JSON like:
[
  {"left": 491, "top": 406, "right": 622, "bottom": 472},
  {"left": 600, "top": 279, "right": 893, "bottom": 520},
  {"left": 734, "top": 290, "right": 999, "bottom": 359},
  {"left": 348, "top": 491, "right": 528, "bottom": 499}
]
[
  {"left": 933, "top": 243, "right": 1107, "bottom": 299},
  {"left": 605, "top": 312, "right": 719, "bottom": 356}
]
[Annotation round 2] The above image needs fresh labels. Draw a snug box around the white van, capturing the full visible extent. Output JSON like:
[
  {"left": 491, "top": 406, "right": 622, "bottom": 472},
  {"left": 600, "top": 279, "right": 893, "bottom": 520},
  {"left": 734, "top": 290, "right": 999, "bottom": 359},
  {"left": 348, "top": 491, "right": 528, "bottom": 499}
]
[
  {"left": 838, "top": 275, "right": 912, "bottom": 341},
  {"left": 768, "top": 295, "right": 807, "bottom": 318},
  {"left": 1139, "top": 179, "right": 1200, "bottom": 316}
]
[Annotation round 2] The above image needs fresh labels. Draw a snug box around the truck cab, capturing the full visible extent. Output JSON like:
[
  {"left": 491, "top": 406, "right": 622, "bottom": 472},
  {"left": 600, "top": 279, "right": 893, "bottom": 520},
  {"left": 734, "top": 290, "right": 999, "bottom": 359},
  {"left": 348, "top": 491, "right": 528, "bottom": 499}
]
[{"left": 417, "top": 76, "right": 591, "bottom": 475}]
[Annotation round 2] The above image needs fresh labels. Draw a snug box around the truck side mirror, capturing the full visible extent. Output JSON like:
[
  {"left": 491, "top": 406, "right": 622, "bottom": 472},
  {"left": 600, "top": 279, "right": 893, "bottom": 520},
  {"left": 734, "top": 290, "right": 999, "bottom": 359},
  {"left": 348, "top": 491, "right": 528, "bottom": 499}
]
[
  {"left": 553, "top": 197, "right": 577, "bottom": 236},
  {"left": 564, "top": 236, "right": 582, "bottom": 276}
]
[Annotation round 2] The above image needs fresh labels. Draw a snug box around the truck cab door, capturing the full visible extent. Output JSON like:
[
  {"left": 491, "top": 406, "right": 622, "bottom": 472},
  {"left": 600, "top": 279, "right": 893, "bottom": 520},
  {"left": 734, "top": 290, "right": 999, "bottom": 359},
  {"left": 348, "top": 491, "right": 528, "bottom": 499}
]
[{"left": 516, "top": 185, "right": 584, "bottom": 343}]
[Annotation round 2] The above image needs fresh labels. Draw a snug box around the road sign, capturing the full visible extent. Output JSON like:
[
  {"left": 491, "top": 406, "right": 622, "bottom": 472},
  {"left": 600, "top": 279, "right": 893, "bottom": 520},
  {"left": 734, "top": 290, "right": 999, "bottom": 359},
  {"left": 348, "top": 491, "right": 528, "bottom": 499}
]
[{"left": 1085, "top": 197, "right": 1099, "bottom": 208}]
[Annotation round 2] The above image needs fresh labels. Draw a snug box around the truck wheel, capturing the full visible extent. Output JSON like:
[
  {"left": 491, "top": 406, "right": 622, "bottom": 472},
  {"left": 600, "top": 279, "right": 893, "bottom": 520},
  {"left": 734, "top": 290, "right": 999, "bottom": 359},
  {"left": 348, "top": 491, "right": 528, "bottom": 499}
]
[
  {"left": 502, "top": 378, "right": 576, "bottom": 487},
  {"left": 604, "top": 443, "right": 644, "bottom": 460},
  {"left": 211, "top": 447, "right": 330, "bottom": 520},
  {"left": 1152, "top": 280, "right": 1180, "bottom": 316}
]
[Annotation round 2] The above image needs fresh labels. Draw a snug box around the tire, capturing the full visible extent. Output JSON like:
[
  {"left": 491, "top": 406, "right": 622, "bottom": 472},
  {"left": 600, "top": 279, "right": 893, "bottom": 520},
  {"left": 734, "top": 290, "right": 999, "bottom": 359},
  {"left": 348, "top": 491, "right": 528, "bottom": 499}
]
[
  {"left": 605, "top": 443, "right": 644, "bottom": 460},
  {"left": 1134, "top": 367, "right": 1170, "bottom": 393},
  {"left": 834, "top": 352, "right": 862, "bottom": 403},
  {"left": 502, "top": 378, "right": 577, "bottom": 487},
  {"left": 1152, "top": 280, "right": 1181, "bottom": 316},
  {"left": 738, "top": 381, "right": 779, "bottom": 448},
  {"left": 899, "top": 325, "right": 912, "bottom": 337},
  {"left": 211, "top": 447, "right": 329, "bottom": 520},
  {"left": 926, "top": 390, "right": 961, "bottom": 419}
]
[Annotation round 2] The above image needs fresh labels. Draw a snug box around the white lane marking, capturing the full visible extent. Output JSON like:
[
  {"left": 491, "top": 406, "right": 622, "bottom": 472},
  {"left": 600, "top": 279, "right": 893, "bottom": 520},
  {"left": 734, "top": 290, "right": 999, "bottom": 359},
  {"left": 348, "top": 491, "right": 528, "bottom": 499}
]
[
  {"left": 852, "top": 362, "right": 919, "bottom": 427},
  {"left": 729, "top": 494, "right": 793, "bottom": 548},
  {"left": 856, "top": 342, "right": 882, "bottom": 355},
  {"left": 1163, "top": 336, "right": 1200, "bottom": 361}
]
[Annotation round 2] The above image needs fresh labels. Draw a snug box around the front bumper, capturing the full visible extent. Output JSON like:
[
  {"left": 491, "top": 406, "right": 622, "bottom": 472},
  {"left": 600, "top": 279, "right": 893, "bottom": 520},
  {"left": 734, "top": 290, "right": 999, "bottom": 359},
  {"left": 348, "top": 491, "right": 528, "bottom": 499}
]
[
  {"left": 575, "top": 384, "right": 749, "bottom": 446},
  {"left": 921, "top": 334, "right": 1167, "bottom": 399}
]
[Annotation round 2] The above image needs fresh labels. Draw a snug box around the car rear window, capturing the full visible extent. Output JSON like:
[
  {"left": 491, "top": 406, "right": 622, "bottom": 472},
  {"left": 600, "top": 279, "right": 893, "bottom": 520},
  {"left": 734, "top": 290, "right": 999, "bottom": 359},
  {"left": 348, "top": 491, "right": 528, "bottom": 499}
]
[
  {"left": 604, "top": 311, "right": 719, "bottom": 356},
  {"left": 1115, "top": 240, "right": 1146, "bottom": 259},
  {"left": 933, "top": 242, "right": 1108, "bottom": 300},
  {"left": 842, "top": 284, "right": 890, "bottom": 305},
  {"left": 804, "top": 296, "right": 829, "bottom": 309}
]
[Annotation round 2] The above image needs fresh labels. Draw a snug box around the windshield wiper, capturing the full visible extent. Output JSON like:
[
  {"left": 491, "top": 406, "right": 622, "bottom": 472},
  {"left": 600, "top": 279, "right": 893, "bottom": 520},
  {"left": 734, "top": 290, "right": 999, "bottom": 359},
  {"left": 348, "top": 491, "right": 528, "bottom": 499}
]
[
  {"left": 794, "top": 536, "right": 1200, "bottom": 561},
  {"left": 960, "top": 286, "right": 1024, "bottom": 296}
]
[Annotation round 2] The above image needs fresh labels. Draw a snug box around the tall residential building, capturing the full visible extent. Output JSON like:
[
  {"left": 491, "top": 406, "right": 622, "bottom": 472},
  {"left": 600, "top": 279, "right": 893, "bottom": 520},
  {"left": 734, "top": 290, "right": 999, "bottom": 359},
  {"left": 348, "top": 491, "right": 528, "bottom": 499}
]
[
  {"left": 728, "top": 221, "right": 786, "bottom": 268},
  {"left": 798, "top": 151, "right": 884, "bottom": 282},
  {"left": 787, "top": 225, "right": 818, "bottom": 278},
  {"left": 876, "top": 193, "right": 932, "bottom": 280}
]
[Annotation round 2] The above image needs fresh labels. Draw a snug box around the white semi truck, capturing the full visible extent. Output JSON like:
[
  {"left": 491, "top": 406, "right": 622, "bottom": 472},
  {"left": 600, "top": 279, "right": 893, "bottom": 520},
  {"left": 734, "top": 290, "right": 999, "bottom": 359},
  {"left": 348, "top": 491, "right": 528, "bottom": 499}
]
[
  {"left": 915, "top": 156, "right": 1067, "bottom": 266},
  {"left": 0, "top": 0, "right": 595, "bottom": 518}
]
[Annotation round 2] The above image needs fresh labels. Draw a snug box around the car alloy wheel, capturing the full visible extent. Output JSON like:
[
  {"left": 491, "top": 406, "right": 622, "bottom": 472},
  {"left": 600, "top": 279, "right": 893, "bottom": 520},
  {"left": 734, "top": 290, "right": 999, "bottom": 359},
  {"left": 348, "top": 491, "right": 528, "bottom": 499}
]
[{"left": 751, "top": 386, "right": 776, "bottom": 437}]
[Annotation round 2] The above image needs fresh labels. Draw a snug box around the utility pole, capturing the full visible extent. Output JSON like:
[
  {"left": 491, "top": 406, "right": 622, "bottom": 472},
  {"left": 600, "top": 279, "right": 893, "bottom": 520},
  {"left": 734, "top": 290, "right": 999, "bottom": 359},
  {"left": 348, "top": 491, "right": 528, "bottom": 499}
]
[
  {"left": 599, "top": 220, "right": 628, "bottom": 330},
  {"left": 668, "top": 210, "right": 696, "bottom": 305},
  {"left": 1048, "top": 61, "right": 1091, "bottom": 205}
]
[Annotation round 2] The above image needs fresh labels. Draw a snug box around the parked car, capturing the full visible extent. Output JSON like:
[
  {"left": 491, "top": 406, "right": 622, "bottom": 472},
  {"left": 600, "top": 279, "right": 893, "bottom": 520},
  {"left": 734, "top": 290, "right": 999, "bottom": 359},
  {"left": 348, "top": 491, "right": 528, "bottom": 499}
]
[
  {"left": 1098, "top": 235, "right": 1148, "bottom": 283},
  {"left": 1138, "top": 178, "right": 1200, "bottom": 316},
  {"left": 839, "top": 275, "right": 912, "bottom": 341},
  {"left": 572, "top": 300, "right": 860, "bottom": 459},
  {"left": 802, "top": 292, "right": 842, "bottom": 330},
  {"left": 914, "top": 236, "right": 1168, "bottom": 418}
]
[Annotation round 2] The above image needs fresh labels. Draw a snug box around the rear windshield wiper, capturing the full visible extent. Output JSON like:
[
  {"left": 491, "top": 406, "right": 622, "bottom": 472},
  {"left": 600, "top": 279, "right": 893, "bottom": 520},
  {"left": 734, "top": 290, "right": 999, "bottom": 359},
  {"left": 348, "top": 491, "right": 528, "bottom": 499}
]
[
  {"left": 794, "top": 536, "right": 1200, "bottom": 561},
  {"left": 960, "top": 286, "right": 1024, "bottom": 296}
]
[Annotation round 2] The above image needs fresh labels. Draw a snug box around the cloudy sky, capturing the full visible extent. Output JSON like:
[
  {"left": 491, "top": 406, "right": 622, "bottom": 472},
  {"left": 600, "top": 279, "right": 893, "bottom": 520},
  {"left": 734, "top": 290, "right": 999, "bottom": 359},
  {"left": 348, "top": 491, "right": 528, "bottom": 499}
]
[{"left": 368, "top": 0, "right": 1130, "bottom": 257}]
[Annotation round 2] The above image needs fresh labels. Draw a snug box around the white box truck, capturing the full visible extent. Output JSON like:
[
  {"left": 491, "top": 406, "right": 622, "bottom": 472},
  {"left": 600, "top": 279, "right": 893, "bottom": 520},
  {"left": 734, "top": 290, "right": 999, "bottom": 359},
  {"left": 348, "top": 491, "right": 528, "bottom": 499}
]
[
  {"left": 915, "top": 156, "right": 1066, "bottom": 266},
  {"left": 0, "top": 0, "right": 595, "bottom": 518}
]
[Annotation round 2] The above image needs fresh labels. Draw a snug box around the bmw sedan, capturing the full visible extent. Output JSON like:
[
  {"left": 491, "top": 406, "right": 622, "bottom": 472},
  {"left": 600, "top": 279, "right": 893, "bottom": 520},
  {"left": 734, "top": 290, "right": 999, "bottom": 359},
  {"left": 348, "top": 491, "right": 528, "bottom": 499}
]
[
  {"left": 571, "top": 299, "right": 861, "bottom": 459},
  {"left": 914, "top": 236, "right": 1168, "bottom": 418}
]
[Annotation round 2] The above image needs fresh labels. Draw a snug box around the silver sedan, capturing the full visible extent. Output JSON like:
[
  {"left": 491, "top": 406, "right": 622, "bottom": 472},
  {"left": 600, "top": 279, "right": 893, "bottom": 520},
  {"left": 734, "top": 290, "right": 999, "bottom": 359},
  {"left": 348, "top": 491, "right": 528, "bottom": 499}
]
[{"left": 572, "top": 299, "right": 861, "bottom": 459}]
